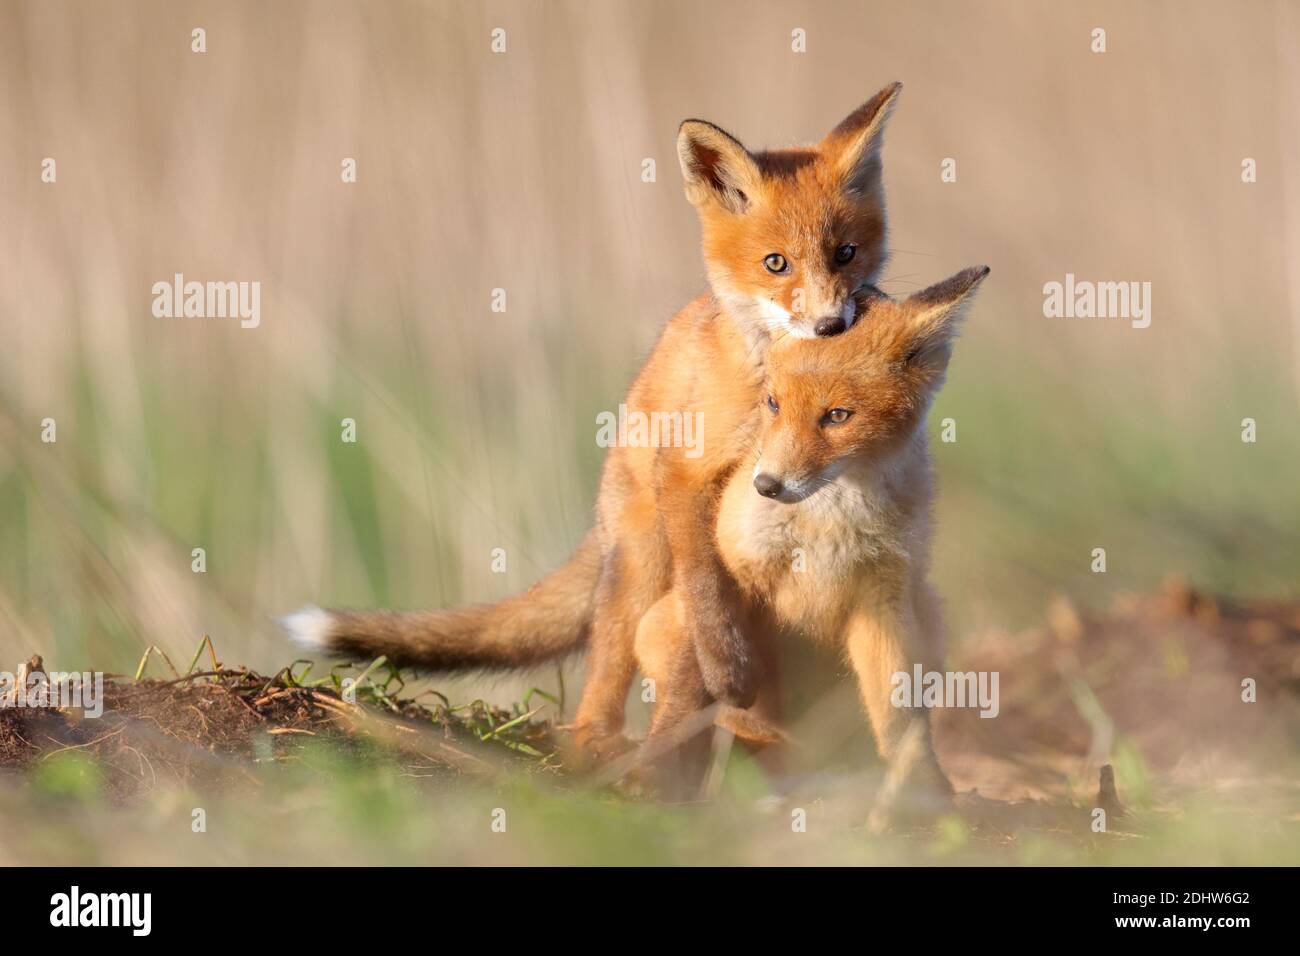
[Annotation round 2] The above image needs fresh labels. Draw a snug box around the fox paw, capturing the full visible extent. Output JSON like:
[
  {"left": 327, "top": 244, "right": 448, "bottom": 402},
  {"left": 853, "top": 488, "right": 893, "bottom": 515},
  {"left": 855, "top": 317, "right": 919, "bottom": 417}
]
[
  {"left": 867, "top": 762, "right": 955, "bottom": 834},
  {"left": 560, "top": 723, "right": 635, "bottom": 770},
  {"left": 866, "top": 792, "right": 954, "bottom": 835}
]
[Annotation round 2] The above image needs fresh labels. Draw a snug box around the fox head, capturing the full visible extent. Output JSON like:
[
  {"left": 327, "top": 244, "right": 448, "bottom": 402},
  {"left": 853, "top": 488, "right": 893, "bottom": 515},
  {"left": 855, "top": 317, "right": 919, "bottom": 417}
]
[
  {"left": 751, "top": 265, "right": 989, "bottom": 503},
  {"left": 677, "top": 82, "right": 901, "bottom": 340}
]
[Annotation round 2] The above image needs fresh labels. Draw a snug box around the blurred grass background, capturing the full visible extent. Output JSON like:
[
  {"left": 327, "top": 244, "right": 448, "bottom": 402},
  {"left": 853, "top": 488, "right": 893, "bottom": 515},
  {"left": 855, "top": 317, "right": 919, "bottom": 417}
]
[{"left": 0, "top": 0, "right": 1297, "bottom": 864}]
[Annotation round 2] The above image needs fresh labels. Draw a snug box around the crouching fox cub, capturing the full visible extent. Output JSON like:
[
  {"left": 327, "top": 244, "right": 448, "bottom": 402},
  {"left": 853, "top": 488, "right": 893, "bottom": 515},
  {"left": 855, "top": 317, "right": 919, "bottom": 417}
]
[{"left": 633, "top": 266, "right": 989, "bottom": 821}]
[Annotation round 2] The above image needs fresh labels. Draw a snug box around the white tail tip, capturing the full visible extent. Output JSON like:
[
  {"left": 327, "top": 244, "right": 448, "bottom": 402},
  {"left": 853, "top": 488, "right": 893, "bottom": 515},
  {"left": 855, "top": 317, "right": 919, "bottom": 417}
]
[{"left": 279, "top": 605, "right": 335, "bottom": 652}]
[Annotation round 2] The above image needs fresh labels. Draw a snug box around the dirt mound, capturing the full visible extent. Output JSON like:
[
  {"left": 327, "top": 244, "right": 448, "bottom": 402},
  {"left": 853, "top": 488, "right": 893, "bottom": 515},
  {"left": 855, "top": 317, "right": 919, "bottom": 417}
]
[
  {"left": 938, "top": 576, "right": 1300, "bottom": 803},
  {"left": 0, "top": 655, "right": 560, "bottom": 800},
  {"left": 2, "top": 580, "right": 1295, "bottom": 813}
]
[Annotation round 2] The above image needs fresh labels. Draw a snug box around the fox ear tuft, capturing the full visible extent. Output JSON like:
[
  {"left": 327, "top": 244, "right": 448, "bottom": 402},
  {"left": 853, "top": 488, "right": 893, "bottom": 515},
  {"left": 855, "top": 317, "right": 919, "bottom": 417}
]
[
  {"left": 677, "top": 120, "right": 761, "bottom": 214},
  {"left": 904, "top": 265, "right": 989, "bottom": 362},
  {"left": 823, "top": 81, "right": 902, "bottom": 197}
]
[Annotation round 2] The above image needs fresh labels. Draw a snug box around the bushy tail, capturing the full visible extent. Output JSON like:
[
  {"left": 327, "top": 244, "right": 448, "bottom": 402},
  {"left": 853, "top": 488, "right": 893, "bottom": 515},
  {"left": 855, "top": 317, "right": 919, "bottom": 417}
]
[{"left": 281, "top": 531, "right": 601, "bottom": 672}]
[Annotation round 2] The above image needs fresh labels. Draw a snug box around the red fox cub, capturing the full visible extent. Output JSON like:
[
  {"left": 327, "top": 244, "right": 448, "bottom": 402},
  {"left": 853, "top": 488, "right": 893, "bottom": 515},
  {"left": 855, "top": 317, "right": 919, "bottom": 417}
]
[
  {"left": 283, "top": 83, "right": 904, "bottom": 758},
  {"left": 633, "top": 267, "right": 989, "bottom": 819}
]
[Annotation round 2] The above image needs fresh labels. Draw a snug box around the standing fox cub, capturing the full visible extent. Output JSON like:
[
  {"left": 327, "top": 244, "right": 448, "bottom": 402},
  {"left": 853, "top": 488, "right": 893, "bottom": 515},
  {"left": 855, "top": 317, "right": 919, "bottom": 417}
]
[
  {"left": 283, "top": 83, "right": 904, "bottom": 758},
  {"left": 634, "top": 266, "right": 988, "bottom": 817}
]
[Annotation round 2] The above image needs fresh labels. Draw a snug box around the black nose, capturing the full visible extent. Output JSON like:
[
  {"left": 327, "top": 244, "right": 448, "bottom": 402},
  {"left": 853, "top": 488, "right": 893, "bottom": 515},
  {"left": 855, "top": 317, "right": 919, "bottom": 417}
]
[
  {"left": 814, "top": 315, "right": 847, "bottom": 337},
  {"left": 753, "top": 473, "right": 783, "bottom": 498}
]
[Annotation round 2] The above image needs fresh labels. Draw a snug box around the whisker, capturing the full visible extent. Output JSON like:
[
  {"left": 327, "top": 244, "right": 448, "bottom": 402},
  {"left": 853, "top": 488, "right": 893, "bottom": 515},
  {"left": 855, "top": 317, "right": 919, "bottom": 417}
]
[{"left": 807, "top": 474, "right": 871, "bottom": 509}]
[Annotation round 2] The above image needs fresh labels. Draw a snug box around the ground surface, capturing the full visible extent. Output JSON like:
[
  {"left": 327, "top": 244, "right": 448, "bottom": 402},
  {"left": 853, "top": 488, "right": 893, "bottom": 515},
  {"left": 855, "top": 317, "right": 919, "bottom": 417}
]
[{"left": 0, "top": 580, "right": 1296, "bottom": 866}]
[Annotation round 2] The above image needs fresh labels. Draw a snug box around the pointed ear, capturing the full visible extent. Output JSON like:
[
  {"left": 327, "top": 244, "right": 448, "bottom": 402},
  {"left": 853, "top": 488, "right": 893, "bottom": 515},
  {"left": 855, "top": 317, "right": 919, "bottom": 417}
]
[
  {"left": 822, "top": 81, "right": 902, "bottom": 197},
  {"left": 677, "top": 120, "right": 762, "bottom": 214},
  {"left": 904, "top": 266, "right": 990, "bottom": 363}
]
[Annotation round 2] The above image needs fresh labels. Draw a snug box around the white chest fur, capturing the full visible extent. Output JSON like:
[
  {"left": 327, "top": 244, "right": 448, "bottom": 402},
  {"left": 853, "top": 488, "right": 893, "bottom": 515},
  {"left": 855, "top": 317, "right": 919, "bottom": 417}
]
[{"left": 716, "top": 443, "right": 929, "bottom": 640}]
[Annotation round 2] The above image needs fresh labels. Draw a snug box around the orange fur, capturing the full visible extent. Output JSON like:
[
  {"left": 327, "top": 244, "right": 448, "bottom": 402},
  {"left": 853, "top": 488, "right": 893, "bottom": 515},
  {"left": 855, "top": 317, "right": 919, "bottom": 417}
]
[
  {"left": 283, "top": 84, "right": 906, "bottom": 760},
  {"left": 633, "top": 267, "right": 989, "bottom": 820}
]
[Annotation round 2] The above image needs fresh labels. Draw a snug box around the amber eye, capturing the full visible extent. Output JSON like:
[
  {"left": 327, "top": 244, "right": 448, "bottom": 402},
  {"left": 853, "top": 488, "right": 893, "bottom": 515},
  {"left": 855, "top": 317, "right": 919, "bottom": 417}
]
[
  {"left": 766, "top": 394, "right": 780, "bottom": 413},
  {"left": 834, "top": 244, "right": 857, "bottom": 265},
  {"left": 824, "top": 408, "right": 852, "bottom": 425},
  {"left": 764, "top": 253, "right": 788, "bottom": 274}
]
